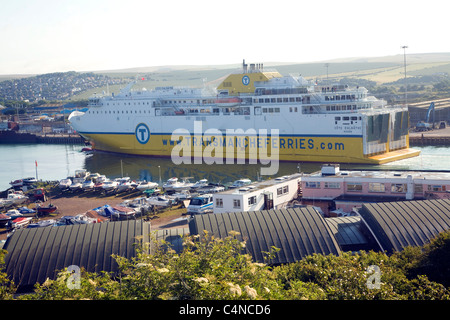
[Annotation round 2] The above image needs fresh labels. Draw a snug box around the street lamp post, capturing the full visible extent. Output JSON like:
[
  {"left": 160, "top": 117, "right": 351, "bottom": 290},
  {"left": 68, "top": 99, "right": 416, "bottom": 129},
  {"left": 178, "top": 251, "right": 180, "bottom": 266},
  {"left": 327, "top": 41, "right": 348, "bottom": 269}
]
[
  {"left": 401, "top": 45, "right": 408, "bottom": 107},
  {"left": 158, "top": 165, "right": 161, "bottom": 186}
]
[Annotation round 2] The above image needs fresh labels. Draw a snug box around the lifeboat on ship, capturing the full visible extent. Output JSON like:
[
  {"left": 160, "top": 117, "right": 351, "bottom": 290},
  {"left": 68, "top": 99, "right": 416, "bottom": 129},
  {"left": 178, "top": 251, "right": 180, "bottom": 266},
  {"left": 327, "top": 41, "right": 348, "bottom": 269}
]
[{"left": 214, "top": 97, "right": 241, "bottom": 106}]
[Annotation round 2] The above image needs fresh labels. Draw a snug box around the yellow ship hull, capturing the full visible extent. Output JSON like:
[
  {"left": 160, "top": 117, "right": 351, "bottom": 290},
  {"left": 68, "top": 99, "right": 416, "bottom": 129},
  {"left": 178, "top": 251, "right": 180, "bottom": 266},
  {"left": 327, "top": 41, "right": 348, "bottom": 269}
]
[{"left": 81, "top": 132, "right": 421, "bottom": 165}]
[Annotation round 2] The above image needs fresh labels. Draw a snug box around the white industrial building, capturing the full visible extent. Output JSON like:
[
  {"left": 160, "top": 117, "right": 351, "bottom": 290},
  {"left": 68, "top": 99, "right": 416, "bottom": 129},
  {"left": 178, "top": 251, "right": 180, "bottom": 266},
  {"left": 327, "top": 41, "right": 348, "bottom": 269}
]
[{"left": 213, "top": 173, "right": 302, "bottom": 214}]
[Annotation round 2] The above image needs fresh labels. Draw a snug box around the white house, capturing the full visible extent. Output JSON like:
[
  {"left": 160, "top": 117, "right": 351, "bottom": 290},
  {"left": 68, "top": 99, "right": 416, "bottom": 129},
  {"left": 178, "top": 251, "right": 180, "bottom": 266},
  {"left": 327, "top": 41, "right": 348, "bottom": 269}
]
[{"left": 213, "top": 173, "right": 302, "bottom": 214}]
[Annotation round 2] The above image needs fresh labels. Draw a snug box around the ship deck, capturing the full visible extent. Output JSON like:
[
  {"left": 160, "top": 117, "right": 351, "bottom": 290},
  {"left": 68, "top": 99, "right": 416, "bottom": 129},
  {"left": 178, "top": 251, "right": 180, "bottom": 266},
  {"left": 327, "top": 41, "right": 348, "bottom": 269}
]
[{"left": 367, "top": 148, "right": 421, "bottom": 164}]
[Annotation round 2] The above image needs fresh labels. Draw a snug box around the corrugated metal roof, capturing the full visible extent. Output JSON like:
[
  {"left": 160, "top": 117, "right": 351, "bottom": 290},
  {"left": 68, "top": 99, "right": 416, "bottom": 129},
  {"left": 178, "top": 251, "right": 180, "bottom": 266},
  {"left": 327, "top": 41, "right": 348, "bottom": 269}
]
[
  {"left": 3, "top": 220, "right": 150, "bottom": 289},
  {"left": 358, "top": 199, "right": 450, "bottom": 253},
  {"left": 153, "top": 227, "right": 189, "bottom": 253},
  {"left": 189, "top": 207, "right": 341, "bottom": 265},
  {"left": 325, "top": 216, "right": 368, "bottom": 247}
]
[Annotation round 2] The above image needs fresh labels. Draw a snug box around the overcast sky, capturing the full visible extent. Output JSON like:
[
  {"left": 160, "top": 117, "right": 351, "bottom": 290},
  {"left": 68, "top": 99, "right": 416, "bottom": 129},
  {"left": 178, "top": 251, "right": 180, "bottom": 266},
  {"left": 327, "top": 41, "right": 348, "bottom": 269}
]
[{"left": 1, "top": 0, "right": 449, "bottom": 75}]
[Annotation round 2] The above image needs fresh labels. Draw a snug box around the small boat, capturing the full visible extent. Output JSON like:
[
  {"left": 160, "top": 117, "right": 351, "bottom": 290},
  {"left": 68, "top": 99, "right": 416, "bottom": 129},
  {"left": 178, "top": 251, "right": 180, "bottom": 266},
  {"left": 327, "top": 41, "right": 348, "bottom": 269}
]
[
  {"left": 102, "top": 180, "right": 119, "bottom": 192},
  {"left": 136, "top": 180, "right": 159, "bottom": 191},
  {"left": 59, "top": 178, "right": 72, "bottom": 189},
  {"left": 4, "top": 191, "right": 28, "bottom": 205},
  {"left": 22, "top": 177, "right": 37, "bottom": 185},
  {"left": 8, "top": 217, "right": 32, "bottom": 229},
  {"left": 27, "top": 219, "right": 57, "bottom": 228},
  {"left": 116, "top": 177, "right": 133, "bottom": 192},
  {"left": 229, "top": 179, "right": 252, "bottom": 189},
  {"left": 6, "top": 209, "right": 22, "bottom": 219},
  {"left": 74, "top": 169, "right": 90, "bottom": 179},
  {"left": 9, "top": 177, "right": 35, "bottom": 188},
  {"left": 18, "top": 206, "right": 36, "bottom": 214},
  {"left": 93, "top": 175, "right": 108, "bottom": 190},
  {"left": 197, "top": 184, "right": 226, "bottom": 194},
  {"left": 146, "top": 196, "right": 172, "bottom": 207},
  {"left": 9, "top": 179, "right": 24, "bottom": 188},
  {"left": 187, "top": 194, "right": 214, "bottom": 215},
  {"left": 58, "top": 214, "right": 97, "bottom": 225},
  {"left": 0, "top": 214, "right": 11, "bottom": 226},
  {"left": 69, "top": 181, "right": 83, "bottom": 191},
  {"left": 104, "top": 206, "right": 136, "bottom": 219},
  {"left": 172, "top": 177, "right": 195, "bottom": 191},
  {"left": 82, "top": 179, "right": 95, "bottom": 190},
  {"left": 191, "top": 179, "right": 208, "bottom": 189},
  {"left": 35, "top": 203, "right": 58, "bottom": 215},
  {"left": 163, "top": 177, "right": 185, "bottom": 190},
  {"left": 169, "top": 189, "right": 192, "bottom": 201}
]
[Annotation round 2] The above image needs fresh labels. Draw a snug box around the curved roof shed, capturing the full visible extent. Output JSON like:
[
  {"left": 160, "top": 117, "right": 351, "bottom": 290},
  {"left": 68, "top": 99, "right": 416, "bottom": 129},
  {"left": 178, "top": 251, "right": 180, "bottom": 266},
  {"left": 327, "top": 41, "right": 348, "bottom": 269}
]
[
  {"left": 189, "top": 207, "right": 341, "bottom": 265},
  {"left": 3, "top": 220, "right": 150, "bottom": 290},
  {"left": 358, "top": 199, "right": 450, "bottom": 253}
]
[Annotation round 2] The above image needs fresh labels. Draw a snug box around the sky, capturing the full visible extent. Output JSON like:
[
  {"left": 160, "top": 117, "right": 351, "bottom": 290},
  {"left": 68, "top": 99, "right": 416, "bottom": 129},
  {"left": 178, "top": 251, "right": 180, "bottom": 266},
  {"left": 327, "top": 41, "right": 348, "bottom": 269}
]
[{"left": 0, "top": 0, "right": 449, "bottom": 75}]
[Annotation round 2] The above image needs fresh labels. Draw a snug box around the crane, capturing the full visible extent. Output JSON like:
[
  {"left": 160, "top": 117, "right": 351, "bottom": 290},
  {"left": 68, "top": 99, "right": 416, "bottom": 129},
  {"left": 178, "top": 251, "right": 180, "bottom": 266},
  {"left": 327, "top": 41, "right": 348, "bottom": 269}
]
[{"left": 416, "top": 102, "right": 435, "bottom": 131}]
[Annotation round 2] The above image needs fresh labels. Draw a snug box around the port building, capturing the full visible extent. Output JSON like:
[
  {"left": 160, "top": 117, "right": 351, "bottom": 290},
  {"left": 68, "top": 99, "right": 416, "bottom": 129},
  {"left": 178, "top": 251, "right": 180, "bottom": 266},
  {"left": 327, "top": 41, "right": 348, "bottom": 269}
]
[{"left": 213, "top": 174, "right": 302, "bottom": 214}]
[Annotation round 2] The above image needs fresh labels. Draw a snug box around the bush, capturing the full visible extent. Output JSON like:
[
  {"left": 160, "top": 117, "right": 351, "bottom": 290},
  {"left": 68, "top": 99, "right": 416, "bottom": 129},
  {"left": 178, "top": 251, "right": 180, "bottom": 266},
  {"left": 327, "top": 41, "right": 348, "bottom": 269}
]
[{"left": 10, "top": 230, "right": 450, "bottom": 300}]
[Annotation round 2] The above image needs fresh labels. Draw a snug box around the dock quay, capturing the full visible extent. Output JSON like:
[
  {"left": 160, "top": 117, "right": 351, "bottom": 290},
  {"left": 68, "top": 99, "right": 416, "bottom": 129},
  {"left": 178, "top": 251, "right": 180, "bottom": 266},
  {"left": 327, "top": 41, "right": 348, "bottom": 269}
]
[
  {"left": 0, "top": 130, "right": 85, "bottom": 144},
  {"left": 36, "top": 133, "right": 85, "bottom": 144},
  {"left": 409, "top": 126, "right": 450, "bottom": 146}
]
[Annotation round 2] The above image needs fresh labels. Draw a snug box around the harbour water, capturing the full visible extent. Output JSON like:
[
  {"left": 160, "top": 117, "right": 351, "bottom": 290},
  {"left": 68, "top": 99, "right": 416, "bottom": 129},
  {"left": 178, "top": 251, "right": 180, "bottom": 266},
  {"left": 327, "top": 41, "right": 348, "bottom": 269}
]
[{"left": 1, "top": 144, "right": 449, "bottom": 192}]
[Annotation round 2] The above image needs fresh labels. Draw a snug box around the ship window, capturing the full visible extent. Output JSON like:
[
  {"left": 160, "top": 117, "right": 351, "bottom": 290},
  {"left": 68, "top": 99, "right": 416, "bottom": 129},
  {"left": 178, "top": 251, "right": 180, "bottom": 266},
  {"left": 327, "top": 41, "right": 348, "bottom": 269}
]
[
  {"left": 294, "top": 107, "right": 298, "bottom": 112},
  {"left": 216, "top": 198, "right": 223, "bottom": 208},
  {"left": 343, "top": 117, "right": 349, "bottom": 121},
  {"left": 289, "top": 98, "right": 295, "bottom": 102},
  {"left": 271, "top": 98, "right": 276, "bottom": 103},
  {"left": 326, "top": 106, "right": 330, "bottom": 111},
  {"left": 277, "top": 98, "right": 282, "bottom": 103},
  {"left": 351, "top": 116, "right": 358, "bottom": 120},
  {"left": 248, "top": 196, "right": 256, "bottom": 205},
  {"left": 269, "top": 108, "right": 274, "bottom": 113},
  {"left": 290, "top": 107, "right": 293, "bottom": 112},
  {"left": 263, "top": 108, "right": 267, "bottom": 113},
  {"left": 335, "top": 117, "right": 341, "bottom": 121},
  {"left": 275, "top": 108, "right": 280, "bottom": 113},
  {"left": 233, "top": 199, "right": 241, "bottom": 208},
  {"left": 296, "top": 97, "right": 301, "bottom": 102}
]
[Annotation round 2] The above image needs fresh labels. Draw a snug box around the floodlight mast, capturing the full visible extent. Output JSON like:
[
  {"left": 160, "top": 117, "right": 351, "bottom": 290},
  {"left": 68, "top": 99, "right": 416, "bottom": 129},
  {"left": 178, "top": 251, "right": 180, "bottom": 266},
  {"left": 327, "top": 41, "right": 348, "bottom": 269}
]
[{"left": 401, "top": 45, "right": 408, "bottom": 107}]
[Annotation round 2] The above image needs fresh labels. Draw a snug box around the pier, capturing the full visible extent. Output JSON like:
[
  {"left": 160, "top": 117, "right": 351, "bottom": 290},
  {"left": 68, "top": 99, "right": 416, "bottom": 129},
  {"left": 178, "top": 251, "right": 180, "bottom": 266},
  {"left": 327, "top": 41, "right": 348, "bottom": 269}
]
[
  {"left": 409, "top": 126, "right": 450, "bottom": 146},
  {"left": 0, "top": 130, "right": 85, "bottom": 145},
  {"left": 36, "top": 133, "right": 85, "bottom": 144}
]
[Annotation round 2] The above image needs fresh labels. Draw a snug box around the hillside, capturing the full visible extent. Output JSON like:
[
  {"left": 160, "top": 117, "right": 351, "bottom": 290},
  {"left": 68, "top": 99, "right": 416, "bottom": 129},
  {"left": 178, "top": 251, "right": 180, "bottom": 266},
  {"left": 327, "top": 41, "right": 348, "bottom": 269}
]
[{"left": 1, "top": 52, "right": 450, "bottom": 102}]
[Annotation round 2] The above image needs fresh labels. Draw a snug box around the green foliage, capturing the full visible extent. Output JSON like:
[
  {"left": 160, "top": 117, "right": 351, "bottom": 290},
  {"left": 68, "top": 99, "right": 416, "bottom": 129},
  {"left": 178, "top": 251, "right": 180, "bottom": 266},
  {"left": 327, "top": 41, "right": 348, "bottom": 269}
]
[
  {"left": 0, "top": 250, "right": 15, "bottom": 299},
  {"left": 407, "top": 230, "right": 450, "bottom": 287},
  {"left": 4, "top": 230, "right": 450, "bottom": 300}
]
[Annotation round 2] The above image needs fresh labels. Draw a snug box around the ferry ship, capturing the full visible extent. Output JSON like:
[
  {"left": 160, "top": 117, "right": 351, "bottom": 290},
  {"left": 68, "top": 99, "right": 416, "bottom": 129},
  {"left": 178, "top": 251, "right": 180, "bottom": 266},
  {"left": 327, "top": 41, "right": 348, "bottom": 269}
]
[{"left": 68, "top": 60, "right": 420, "bottom": 164}]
